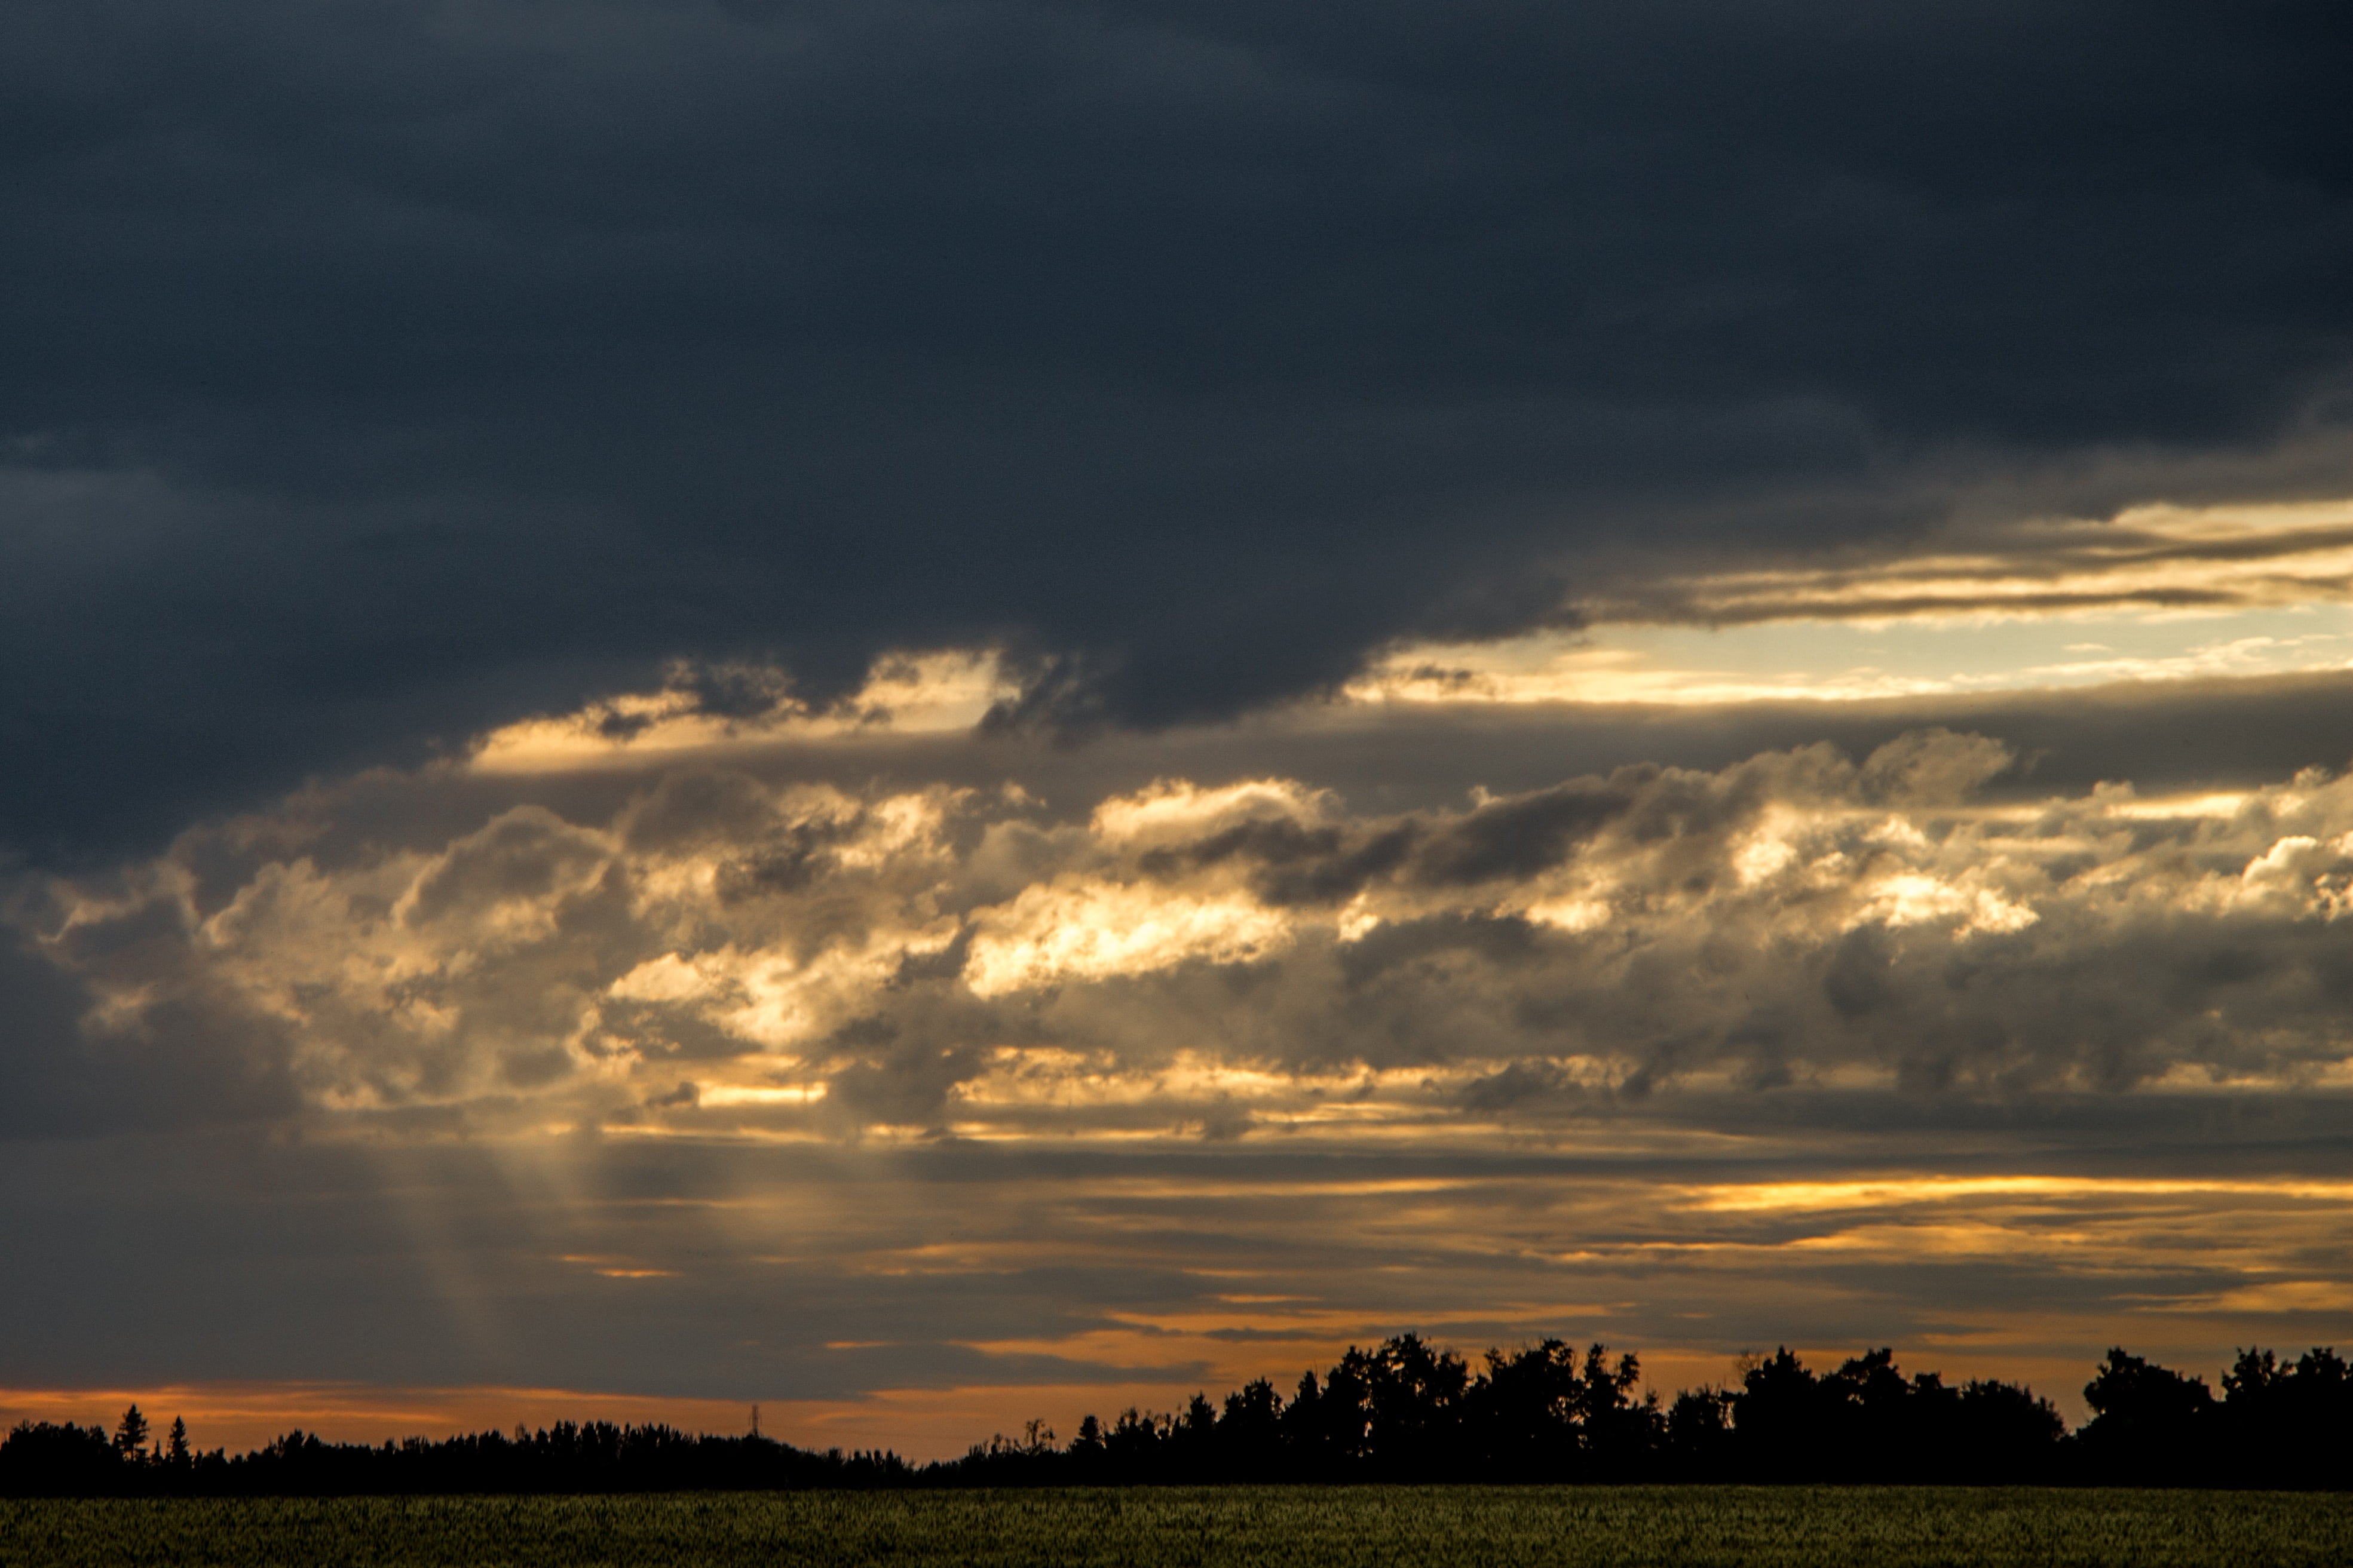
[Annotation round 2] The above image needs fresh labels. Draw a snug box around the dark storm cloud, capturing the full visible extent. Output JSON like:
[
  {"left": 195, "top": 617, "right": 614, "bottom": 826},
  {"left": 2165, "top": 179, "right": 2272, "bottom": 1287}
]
[
  {"left": 0, "top": 925, "right": 296, "bottom": 1138},
  {"left": 5, "top": 0, "right": 2353, "bottom": 855}
]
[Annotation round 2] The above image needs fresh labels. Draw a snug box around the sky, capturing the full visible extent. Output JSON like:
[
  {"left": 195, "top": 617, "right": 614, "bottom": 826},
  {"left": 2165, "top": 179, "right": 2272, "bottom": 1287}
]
[{"left": 5, "top": 0, "right": 2353, "bottom": 1459}]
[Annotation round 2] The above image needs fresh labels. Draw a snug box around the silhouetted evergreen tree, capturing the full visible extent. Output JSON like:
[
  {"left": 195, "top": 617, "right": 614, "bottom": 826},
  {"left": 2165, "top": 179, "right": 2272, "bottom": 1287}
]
[{"left": 112, "top": 1405, "right": 149, "bottom": 1461}]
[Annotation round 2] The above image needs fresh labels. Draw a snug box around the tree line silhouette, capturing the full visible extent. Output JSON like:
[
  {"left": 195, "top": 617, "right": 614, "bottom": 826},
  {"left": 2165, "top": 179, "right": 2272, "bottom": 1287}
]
[{"left": 5, "top": 1338, "right": 2347, "bottom": 1495}]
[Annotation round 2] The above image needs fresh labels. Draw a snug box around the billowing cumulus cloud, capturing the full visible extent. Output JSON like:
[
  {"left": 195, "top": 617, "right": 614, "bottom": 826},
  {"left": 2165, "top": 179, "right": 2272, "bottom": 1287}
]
[{"left": 14, "top": 728, "right": 2353, "bottom": 1147}]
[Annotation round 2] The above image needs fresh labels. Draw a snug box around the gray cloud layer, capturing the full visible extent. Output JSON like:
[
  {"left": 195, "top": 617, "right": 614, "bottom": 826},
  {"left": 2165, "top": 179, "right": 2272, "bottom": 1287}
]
[{"left": 6, "top": 1, "right": 2353, "bottom": 854}]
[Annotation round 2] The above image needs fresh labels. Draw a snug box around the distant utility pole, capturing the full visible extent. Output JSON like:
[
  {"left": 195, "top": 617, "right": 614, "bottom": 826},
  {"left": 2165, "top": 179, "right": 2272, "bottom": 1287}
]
[{"left": 750, "top": 1403, "right": 761, "bottom": 1438}]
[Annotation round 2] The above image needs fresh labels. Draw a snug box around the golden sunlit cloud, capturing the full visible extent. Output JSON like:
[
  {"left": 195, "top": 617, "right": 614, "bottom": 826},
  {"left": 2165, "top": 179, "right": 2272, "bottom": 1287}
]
[
  {"left": 33, "top": 729, "right": 2353, "bottom": 1142},
  {"left": 1355, "top": 499, "right": 2353, "bottom": 707},
  {"left": 469, "top": 652, "right": 1018, "bottom": 774},
  {"left": 1683, "top": 1175, "right": 2353, "bottom": 1213},
  {"left": 1588, "top": 500, "right": 2353, "bottom": 628}
]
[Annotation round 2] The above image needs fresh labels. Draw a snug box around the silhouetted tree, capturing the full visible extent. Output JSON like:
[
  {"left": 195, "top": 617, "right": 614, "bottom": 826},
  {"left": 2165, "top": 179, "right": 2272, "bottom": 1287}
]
[
  {"left": 1950, "top": 1379, "right": 2065, "bottom": 1483},
  {"left": 1093, "top": 1405, "right": 1171, "bottom": 1481},
  {"left": 112, "top": 1406, "right": 149, "bottom": 1462},
  {"left": 1665, "top": 1385, "right": 1736, "bottom": 1478},
  {"left": 1278, "top": 1367, "right": 1358, "bottom": 1477},
  {"left": 0, "top": 1422, "right": 121, "bottom": 1495},
  {"left": 1218, "top": 1378, "right": 1285, "bottom": 1477},
  {"left": 1731, "top": 1348, "right": 1831, "bottom": 1480},
  {"left": 2079, "top": 1346, "right": 2213, "bottom": 1483},
  {"left": 1573, "top": 1345, "right": 1660, "bottom": 1475},
  {"left": 1358, "top": 1334, "right": 1471, "bottom": 1477},
  {"left": 2216, "top": 1345, "right": 2352, "bottom": 1489},
  {"left": 1169, "top": 1394, "right": 1218, "bottom": 1479},
  {"left": 1467, "top": 1339, "right": 1585, "bottom": 1479}
]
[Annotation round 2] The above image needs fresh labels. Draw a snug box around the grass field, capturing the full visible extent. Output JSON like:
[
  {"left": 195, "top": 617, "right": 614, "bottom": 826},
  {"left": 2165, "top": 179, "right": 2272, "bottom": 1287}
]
[{"left": 6, "top": 1486, "right": 2353, "bottom": 1567}]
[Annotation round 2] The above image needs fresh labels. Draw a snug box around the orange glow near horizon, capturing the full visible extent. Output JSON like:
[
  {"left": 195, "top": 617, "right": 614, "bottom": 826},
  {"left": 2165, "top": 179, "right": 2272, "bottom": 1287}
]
[{"left": 0, "top": 1344, "right": 2162, "bottom": 1462}]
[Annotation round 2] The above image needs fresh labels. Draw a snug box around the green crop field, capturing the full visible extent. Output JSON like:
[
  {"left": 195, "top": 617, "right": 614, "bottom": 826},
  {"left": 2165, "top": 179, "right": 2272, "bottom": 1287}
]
[{"left": 5, "top": 1487, "right": 2352, "bottom": 1567}]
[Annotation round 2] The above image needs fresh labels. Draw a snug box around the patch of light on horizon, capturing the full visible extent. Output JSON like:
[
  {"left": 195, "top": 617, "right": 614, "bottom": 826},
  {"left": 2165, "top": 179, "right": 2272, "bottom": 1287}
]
[
  {"left": 1356, "top": 497, "right": 2353, "bottom": 708},
  {"left": 1353, "top": 604, "right": 2353, "bottom": 707}
]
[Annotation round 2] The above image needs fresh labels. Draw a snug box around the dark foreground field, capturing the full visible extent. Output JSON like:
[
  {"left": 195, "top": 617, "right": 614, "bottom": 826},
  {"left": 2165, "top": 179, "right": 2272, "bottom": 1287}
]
[{"left": 6, "top": 1487, "right": 2353, "bottom": 1567}]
